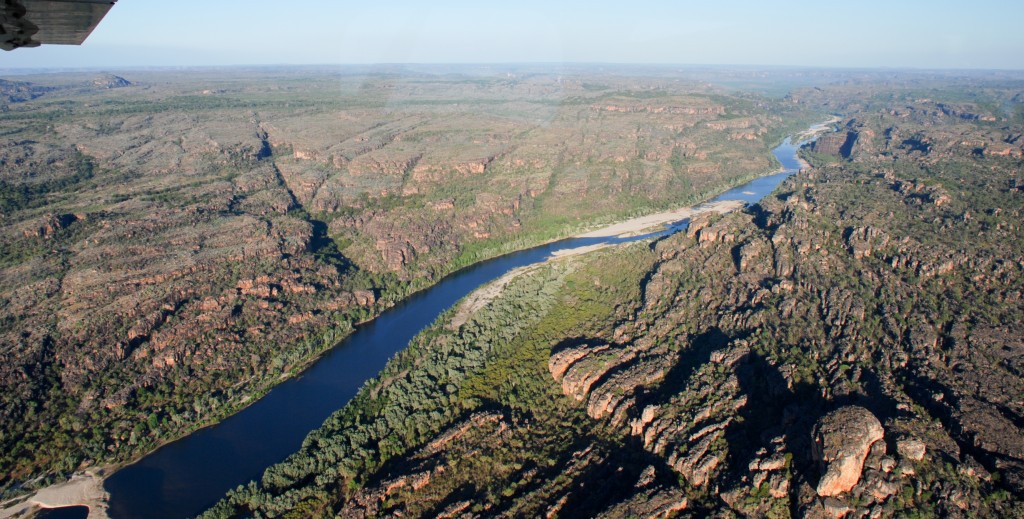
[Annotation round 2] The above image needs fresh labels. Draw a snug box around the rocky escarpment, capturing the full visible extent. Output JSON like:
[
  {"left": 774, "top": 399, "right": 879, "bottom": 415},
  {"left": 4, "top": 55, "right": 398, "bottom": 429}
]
[
  {"left": 643, "top": 114, "right": 1022, "bottom": 516},
  {"left": 92, "top": 74, "right": 132, "bottom": 89},
  {"left": 549, "top": 338, "right": 747, "bottom": 490},
  {"left": 0, "top": 78, "right": 51, "bottom": 103},
  {"left": 1, "top": 75, "right": 133, "bottom": 107},
  {"left": 811, "top": 131, "right": 857, "bottom": 158},
  {"left": 538, "top": 146, "right": 1023, "bottom": 515},
  {"left": 809, "top": 120, "right": 878, "bottom": 160},
  {"left": 0, "top": 102, "right": 382, "bottom": 493}
]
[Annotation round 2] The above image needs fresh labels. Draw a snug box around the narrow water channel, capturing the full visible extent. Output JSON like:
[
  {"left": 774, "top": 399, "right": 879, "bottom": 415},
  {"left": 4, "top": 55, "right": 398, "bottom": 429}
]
[{"left": 104, "top": 132, "right": 814, "bottom": 518}]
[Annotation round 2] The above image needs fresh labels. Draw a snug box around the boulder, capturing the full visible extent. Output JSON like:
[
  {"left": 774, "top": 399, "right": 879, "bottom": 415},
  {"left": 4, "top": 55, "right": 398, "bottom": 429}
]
[
  {"left": 896, "top": 437, "right": 926, "bottom": 461},
  {"left": 812, "top": 406, "right": 885, "bottom": 497}
]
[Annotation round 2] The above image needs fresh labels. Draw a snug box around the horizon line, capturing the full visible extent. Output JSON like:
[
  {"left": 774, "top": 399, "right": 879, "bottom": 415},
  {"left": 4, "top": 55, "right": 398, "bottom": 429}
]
[{"left": 4, "top": 61, "right": 1024, "bottom": 75}]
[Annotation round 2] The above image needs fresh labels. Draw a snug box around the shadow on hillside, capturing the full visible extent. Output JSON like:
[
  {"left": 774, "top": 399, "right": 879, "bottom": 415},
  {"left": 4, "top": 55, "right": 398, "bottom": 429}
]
[
  {"left": 555, "top": 435, "right": 694, "bottom": 518},
  {"left": 899, "top": 366, "right": 1024, "bottom": 495},
  {"left": 660, "top": 328, "right": 731, "bottom": 396},
  {"left": 407, "top": 406, "right": 696, "bottom": 518},
  {"left": 721, "top": 350, "right": 901, "bottom": 511}
]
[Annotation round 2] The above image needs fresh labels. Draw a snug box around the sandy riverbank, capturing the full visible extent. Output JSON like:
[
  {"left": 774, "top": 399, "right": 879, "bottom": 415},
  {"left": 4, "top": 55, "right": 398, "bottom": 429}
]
[
  {"left": 450, "top": 197, "right": 749, "bottom": 326},
  {"left": 0, "top": 471, "right": 109, "bottom": 519},
  {"left": 455, "top": 119, "right": 834, "bottom": 325},
  {"left": 574, "top": 199, "right": 745, "bottom": 239},
  {"left": 794, "top": 115, "right": 841, "bottom": 143},
  {"left": 789, "top": 116, "right": 839, "bottom": 171}
]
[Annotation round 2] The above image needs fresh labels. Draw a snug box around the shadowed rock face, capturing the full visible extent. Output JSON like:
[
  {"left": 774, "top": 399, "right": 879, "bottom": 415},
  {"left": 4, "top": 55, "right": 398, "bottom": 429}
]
[
  {"left": 92, "top": 74, "right": 131, "bottom": 89},
  {"left": 812, "top": 406, "right": 884, "bottom": 497},
  {"left": 811, "top": 131, "right": 858, "bottom": 158}
]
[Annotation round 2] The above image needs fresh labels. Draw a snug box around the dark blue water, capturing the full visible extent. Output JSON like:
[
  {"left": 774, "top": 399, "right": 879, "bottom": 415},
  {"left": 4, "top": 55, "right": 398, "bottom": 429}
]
[
  {"left": 35, "top": 506, "right": 89, "bottom": 519},
  {"left": 104, "top": 136, "right": 807, "bottom": 519}
]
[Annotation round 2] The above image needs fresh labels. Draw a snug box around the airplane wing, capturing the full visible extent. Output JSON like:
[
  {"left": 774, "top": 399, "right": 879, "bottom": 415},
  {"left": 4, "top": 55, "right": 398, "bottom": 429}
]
[{"left": 2, "top": 0, "right": 117, "bottom": 51}]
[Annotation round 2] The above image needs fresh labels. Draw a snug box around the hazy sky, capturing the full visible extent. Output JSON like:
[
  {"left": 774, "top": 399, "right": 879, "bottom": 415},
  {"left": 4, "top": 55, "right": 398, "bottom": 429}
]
[{"left": 4, "top": 0, "right": 1023, "bottom": 69}]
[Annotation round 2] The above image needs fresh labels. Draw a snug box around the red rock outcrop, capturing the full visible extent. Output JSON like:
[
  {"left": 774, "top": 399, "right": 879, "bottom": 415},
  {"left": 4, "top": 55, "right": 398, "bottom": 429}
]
[{"left": 812, "top": 406, "right": 885, "bottom": 497}]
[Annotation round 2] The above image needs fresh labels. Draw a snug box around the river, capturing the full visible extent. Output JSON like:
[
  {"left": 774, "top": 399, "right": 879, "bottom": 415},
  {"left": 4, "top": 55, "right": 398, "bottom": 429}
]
[{"left": 103, "top": 131, "right": 815, "bottom": 518}]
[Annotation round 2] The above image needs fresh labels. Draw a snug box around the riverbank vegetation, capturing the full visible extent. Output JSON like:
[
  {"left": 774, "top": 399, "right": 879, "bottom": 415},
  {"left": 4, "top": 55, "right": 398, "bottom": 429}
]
[{"left": 204, "top": 243, "right": 659, "bottom": 517}]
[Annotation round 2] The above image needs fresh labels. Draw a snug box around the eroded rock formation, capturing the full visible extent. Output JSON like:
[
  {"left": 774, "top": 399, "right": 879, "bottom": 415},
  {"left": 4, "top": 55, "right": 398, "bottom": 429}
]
[{"left": 812, "top": 406, "right": 884, "bottom": 497}]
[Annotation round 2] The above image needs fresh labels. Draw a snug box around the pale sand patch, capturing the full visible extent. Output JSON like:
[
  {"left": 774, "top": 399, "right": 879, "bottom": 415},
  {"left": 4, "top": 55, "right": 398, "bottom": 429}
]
[
  {"left": 550, "top": 243, "right": 610, "bottom": 258},
  {"left": 32, "top": 473, "right": 107, "bottom": 514},
  {"left": 794, "top": 116, "right": 841, "bottom": 143},
  {"left": 783, "top": 116, "right": 843, "bottom": 175},
  {"left": 575, "top": 199, "right": 745, "bottom": 239},
  {"left": 0, "top": 471, "right": 109, "bottom": 519},
  {"left": 450, "top": 197, "right": 750, "bottom": 327}
]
